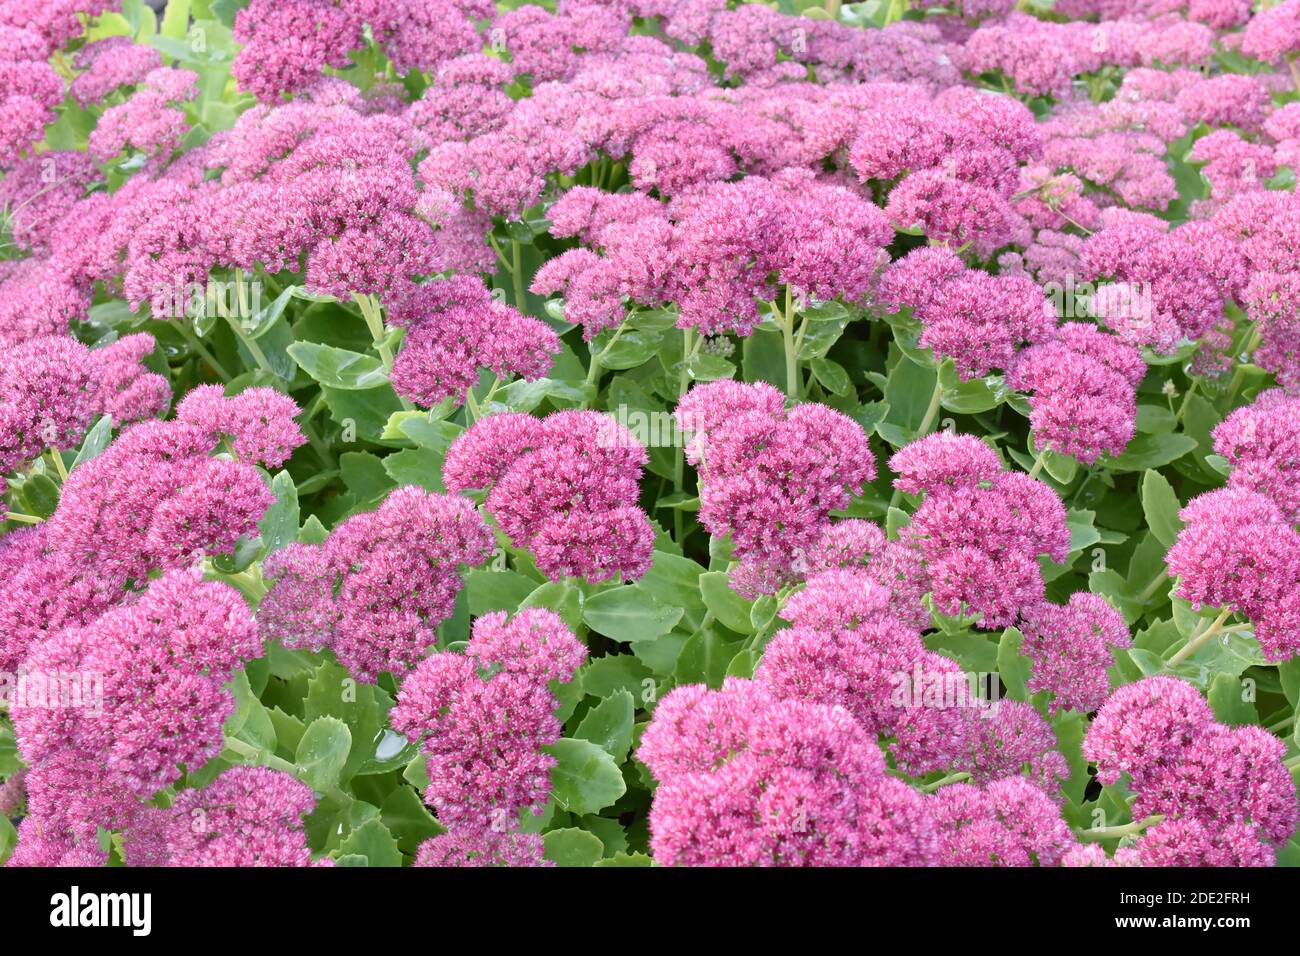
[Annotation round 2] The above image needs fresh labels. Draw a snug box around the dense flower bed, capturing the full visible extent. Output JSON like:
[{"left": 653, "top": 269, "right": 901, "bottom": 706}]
[{"left": 0, "top": 0, "right": 1298, "bottom": 868}]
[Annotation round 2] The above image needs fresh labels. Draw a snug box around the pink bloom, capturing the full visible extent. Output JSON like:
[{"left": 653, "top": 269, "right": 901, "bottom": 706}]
[
  {"left": 413, "top": 826, "right": 550, "bottom": 867},
  {"left": 175, "top": 384, "right": 305, "bottom": 467},
  {"left": 92, "top": 333, "right": 171, "bottom": 426},
  {"left": 390, "top": 609, "right": 585, "bottom": 827},
  {"left": 388, "top": 277, "right": 560, "bottom": 409},
  {"left": 930, "top": 777, "right": 1075, "bottom": 866},
  {"left": 640, "top": 678, "right": 938, "bottom": 866},
  {"left": 1083, "top": 676, "right": 1214, "bottom": 786},
  {"left": 1019, "top": 593, "right": 1130, "bottom": 714},
  {"left": 127, "top": 767, "right": 323, "bottom": 867},
  {"left": 444, "top": 410, "right": 654, "bottom": 583},
  {"left": 1166, "top": 487, "right": 1300, "bottom": 661},
  {"left": 70, "top": 36, "right": 162, "bottom": 106},
  {"left": 676, "top": 382, "right": 875, "bottom": 595},
  {"left": 1007, "top": 323, "right": 1145, "bottom": 464},
  {"left": 0, "top": 335, "right": 99, "bottom": 473}
]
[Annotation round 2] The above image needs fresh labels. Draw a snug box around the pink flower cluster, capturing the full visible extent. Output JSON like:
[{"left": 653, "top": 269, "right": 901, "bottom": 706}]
[
  {"left": 675, "top": 381, "right": 875, "bottom": 596},
  {"left": 126, "top": 767, "right": 325, "bottom": 868},
  {"left": 1019, "top": 592, "right": 1131, "bottom": 713},
  {"left": 1166, "top": 487, "right": 1300, "bottom": 661},
  {"left": 8, "top": 569, "right": 263, "bottom": 865},
  {"left": 759, "top": 561, "right": 1069, "bottom": 787},
  {"left": 390, "top": 608, "right": 584, "bottom": 842},
  {"left": 890, "top": 433, "right": 1070, "bottom": 628},
  {"left": 879, "top": 246, "right": 1056, "bottom": 381},
  {"left": 1083, "top": 677, "right": 1298, "bottom": 864},
  {"left": 387, "top": 275, "right": 560, "bottom": 408},
  {"left": 638, "top": 678, "right": 939, "bottom": 866},
  {"left": 930, "top": 777, "right": 1076, "bottom": 866},
  {"left": 1007, "top": 322, "right": 1146, "bottom": 464},
  {"left": 535, "top": 170, "right": 892, "bottom": 339},
  {"left": 1213, "top": 389, "right": 1300, "bottom": 522},
  {"left": 231, "top": 0, "right": 485, "bottom": 102},
  {"left": 0, "top": 333, "right": 169, "bottom": 475},
  {"left": 1081, "top": 220, "right": 1225, "bottom": 352},
  {"left": 259, "top": 485, "right": 495, "bottom": 682},
  {"left": 0, "top": 20, "right": 62, "bottom": 167},
  {"left": 1209, "top": 191, "right": 1300, "bottom": 388},
  {"left": 88, "top": 66, "right": 197, "bottom": 162},
  {"left": 71, "top": 35, "right": 162, "bottom": 106},
  {"left": 443, "top": 410, "right": 655, "bottom": 583}
]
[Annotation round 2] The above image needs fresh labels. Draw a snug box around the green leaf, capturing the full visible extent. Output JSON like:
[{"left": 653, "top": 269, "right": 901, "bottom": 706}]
[
  {"left": 810, "top": 356, "right": 852, "bottom": 396},
  {"left": 1140, "top": 469, "right": 1183, "bottom": 548},
  {"left": 240, "top": 283, "right": 295, "bottom": 339},
  {"left": 0, "top": 815, "right": 15, "bottom": 865},
  {"left": 881, "top": 354, "right": 939, "bottom": 440},
  {"left": 337, "top": 819, "right": 402, "bottom": 868},
  {"left": 304, "top": 660, "right": 397, "bottom": 781},
  {"left": 287, "top": 341, "right": 389, "bottom": 389},
  {"left": 20, "top": 474, "right": 60, "bottom": 519},
  {"left": 939, "top": 360, "right": 1000, "bottom": 414},
  {"left": 520, "top": 579, "right": 584, "bottom": 633},
  {"left": 1207, "top": 673, "right": 1258, "bottom": 727},
  {"left": 160, "top": 0, "right": 192, "bottom": 38},
  {"left": 594, "top": 851, "right": 654, "bottom": 867},
  {"left": 581, "top": 655, "right": 652, "bottom": 699},
  {"left": 996, "top": 628, "right": 1031, "bottom": 702},
  {"left": 381, "top": 447, "right": 444, "bottom": 492},
  {"left": 575, "top": 690, "right": 635, "bottom": 762},
  {"left": 258, "top": 470, "right": 300, "bottom": 556},
  {"left": 582, "top": 584, "right": 683, "bottom": 642},
  {"left": 339, "top": 451, "right": 395, "bottom": 504},
  {"left": 296, "top": 716, "right": 352, "bottom": 792},
  {"left": 698, "top": 571, "right": 754, "bottom": 634},
  {"left": 467, "top": 568, "right": 542, "bottom": 617},
  {"left": 674, "top": 627, "right": 743, "bottom": 688},
  {"left": 548, "top": 738, "right": 627, "bottom": 816},
  {"left": 1103, "top": 433, "right": 1197, "bottom": 472},
  {"left": 379, "top": 785, "right": 445, "bottom": 854},
  {"left": 591, "top": 327, "right": 664, "bottom": 370},
  {"left": 72, "top": 415, "right": 114, "bottom": 470},
  {"left": 638, "top": 551, "right": 706, "bottom": 610},
  {"left": 542, "top": 828, "right": 604, "bottom": 867}
]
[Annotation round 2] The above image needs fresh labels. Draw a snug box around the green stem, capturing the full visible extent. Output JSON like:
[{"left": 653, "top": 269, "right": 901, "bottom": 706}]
[
  {"left": 1172, "top": 378, "right": 1198, "bottom": 428},
  {"left": 888, "top": 378, "right": 945, "bottom": 510},
  {"left": 353, "top": 293, "right": 413, "bottom": 411},
  {"left": 1168, "top": 607, "right": 1235, "bottom": 667},
  {"left": 224, "top": 313, "right": 276, "bottom": 382},
  {"left": 1224, "top": 327, "right": 1261, "bottom": 407},
  {"left": 47, "top": 449, "right": 68, "bottom": 484},
  {"left": 1136, "top": 568, "right": 1169, "bottom": 603},
  {"left": 585, "top": 323, "right": 627, "bottom": 394},
  {"left": 1076, "top": 815, "right": 1164, "bottom": 841},
  {"left": 174, "top": 321, "right": 232, "bottom": 382},
  {"left": 5, "top": 511, "right": 43, "bottom": 525},
  {"left": 302, "top": 420, "right": 336, "bottom": 468},
  {"left": 916, "top": 376, "right": 943, "bottom": 438},
  {"left": 1027, "top": 447, "right": 1048, "bottom": 481},
  {"left": 223, "top": 735, "right": 298, "bottom": 776},
  {"left": 673, "top": 327, "right": 696, "bottom": 544},
  {"left": 487, "top": 234, "right": 513, "bottom": 273},
  {"left": 780, "top": 287, "right": 799, "bottom": 399},
  {"left": 920, "top": 772, "right": 970, "bottom": 794},
  {"left": 511, "top": 238, "right": 527, "bottom": 311}
]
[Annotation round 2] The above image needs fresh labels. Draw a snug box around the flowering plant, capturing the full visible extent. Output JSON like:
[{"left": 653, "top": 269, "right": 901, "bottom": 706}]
[{"left": 0, "top": 0, "right": 1298, "bottom": 869}]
